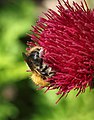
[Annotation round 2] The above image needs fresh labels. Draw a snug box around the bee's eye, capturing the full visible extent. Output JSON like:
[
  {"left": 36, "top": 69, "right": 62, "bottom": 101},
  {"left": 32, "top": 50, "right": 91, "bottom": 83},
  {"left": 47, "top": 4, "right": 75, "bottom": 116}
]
[{"left": 29, "top": 51, "right": 39, "bottom": 60}]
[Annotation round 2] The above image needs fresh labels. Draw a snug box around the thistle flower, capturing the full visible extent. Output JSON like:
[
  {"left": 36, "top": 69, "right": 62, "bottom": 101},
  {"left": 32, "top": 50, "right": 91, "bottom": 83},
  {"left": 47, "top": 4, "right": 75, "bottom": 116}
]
[{"left": 25, "top": 0, "right": 94, "bottom": 103}]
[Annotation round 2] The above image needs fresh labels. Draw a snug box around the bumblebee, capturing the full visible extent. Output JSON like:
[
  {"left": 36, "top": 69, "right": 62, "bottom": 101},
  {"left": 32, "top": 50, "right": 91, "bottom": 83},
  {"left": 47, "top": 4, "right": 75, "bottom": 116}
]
[{"left": 22, "top": 46, "right": 55, "bottom": 86}]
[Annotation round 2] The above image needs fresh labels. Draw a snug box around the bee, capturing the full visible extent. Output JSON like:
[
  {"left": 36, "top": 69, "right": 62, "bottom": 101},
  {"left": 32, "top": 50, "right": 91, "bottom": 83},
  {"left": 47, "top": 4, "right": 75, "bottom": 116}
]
[{"left": 22, "top": 46, "right": 55, "bottom": 87}]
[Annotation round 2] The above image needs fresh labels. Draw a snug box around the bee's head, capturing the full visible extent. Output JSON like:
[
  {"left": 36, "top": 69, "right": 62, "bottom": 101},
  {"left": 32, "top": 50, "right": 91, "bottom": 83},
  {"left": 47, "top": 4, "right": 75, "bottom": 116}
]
[{"left": 22, "top": 46, "right": 43, "bottom": 70}]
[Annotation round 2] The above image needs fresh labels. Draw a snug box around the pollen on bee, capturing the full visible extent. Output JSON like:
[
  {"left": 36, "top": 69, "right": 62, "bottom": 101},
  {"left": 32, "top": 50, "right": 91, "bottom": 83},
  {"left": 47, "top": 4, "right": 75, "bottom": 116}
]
[{"left": 30, "top": 71, "right": 49, "bottom": 87}]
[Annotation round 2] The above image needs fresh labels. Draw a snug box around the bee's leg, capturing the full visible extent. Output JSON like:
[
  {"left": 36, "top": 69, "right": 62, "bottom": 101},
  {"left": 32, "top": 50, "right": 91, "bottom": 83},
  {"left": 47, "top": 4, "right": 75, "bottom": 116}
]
[{"left": 26, "top": 69, "right": 32, "bottom": 72}]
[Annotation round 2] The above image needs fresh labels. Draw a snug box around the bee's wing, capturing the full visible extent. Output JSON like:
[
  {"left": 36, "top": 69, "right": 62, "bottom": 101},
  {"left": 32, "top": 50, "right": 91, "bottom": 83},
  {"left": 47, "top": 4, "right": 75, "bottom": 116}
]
[
  {"left": 22, "top": 52, "right": 34, "bottom": 71},
  {"left": 22, "top": 52, "right": 28, "bottom": 61}
]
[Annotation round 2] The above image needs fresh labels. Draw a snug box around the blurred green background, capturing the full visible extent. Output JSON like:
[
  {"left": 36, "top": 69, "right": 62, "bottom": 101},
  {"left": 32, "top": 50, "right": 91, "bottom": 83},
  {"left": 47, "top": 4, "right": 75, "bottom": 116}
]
[{"left": 0, "top": 0, "right": 94, "bottom": 120}]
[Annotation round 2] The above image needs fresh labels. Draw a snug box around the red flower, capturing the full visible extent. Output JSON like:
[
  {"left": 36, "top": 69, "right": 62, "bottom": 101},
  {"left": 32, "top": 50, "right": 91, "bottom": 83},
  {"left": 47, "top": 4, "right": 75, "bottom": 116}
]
[{"left": 26, "top": 0, "right": 94, "bottom": 103}]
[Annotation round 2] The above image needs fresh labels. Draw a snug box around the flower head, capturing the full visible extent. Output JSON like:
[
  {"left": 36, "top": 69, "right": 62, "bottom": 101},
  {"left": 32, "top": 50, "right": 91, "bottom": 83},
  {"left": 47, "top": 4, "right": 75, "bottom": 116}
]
[{"left": 26, "top": 0, "right": 94, "bottom": 103}]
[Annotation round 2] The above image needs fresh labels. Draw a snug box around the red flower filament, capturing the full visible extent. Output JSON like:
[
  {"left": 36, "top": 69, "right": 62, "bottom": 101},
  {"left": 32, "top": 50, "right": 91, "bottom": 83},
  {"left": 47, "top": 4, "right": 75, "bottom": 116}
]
[{"left": 27, "top": 0, "right": 94, "bottom": 103}]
